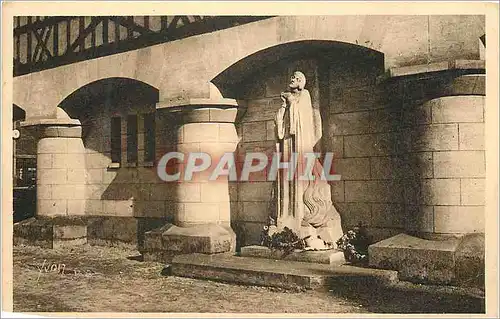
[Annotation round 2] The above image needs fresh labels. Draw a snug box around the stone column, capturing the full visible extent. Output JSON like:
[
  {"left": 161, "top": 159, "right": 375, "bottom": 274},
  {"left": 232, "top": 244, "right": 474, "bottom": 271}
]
[
  {"left": 149, "top": 97, "right": 240, "bottom": 255},
  {"left": 369, "top": 69, "right": 486, "bottom": 286},
  {"left": 14, "top": 108, "right": 88, "bottom": 248},
  {"left": 406, "top": 73, "right": 485, "bottom": 239},
  {"left": 21, "top": 111, "right": 87, "bottom": 217}
]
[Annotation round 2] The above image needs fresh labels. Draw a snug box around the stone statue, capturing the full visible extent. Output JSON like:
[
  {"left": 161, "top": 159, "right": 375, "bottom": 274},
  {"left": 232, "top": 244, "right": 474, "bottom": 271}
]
[{"left": 271, "top": 71, "right": 343, "bottom": 250}]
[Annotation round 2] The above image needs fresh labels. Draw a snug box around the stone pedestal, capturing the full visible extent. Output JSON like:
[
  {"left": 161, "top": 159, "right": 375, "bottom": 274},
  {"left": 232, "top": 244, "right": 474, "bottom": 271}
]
[
  {"left": 368, "top": 233, "right": 484, "bottom": 288},
  {"left": 143, "top": 97, "right": 240, "bottom": 260}
]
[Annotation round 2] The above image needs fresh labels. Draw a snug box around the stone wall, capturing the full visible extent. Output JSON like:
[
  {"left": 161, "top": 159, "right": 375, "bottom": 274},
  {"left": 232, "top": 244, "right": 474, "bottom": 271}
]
[
  {"left": 230, "top": 49, "right": 485, "bottom": 246},
  {"left": 325, "top": 67, "right": 485, "bottom": 241},
  {"left": 48, "top": 55, "right": 485, "bottom": 248},
  {"left": 322, "top": 56, "right": 403, "bottom": 242},
  {"left": 81, "top": 92, "right": 175, "bottom": 221},
  {"left": 395, "top": 74, "right": 486, "bottom": 238},
  {"left": 230, "top": 52, "right": 390, "bottom": 246},
  {"left": 12, "top": 15, "right": 486, "bottom": 249}
]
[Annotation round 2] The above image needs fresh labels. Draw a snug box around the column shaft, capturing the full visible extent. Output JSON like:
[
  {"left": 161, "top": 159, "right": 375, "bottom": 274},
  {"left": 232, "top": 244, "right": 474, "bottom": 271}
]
[{"left": 35, "top": 125, "right": 86, "bottom": 217}]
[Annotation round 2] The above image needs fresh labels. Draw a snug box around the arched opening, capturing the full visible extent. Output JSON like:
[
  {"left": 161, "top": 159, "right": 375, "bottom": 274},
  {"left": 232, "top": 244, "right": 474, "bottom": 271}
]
[
  {"left": 212, "top": 40, "right": 384, "bottom": 99},
  {"left": 13, "top": 104, "right": 37, "bottom": 222},
  {"left": 13, "top": 104, "right": 26, "bottom": 122},
  {"left": 211, "top": 40, "right": 391, "bottom": 247},
  {"left": 57, "top": 78, "right": 164, "bottom": 245},
  {"left": 58, "top": 78, "right": 159, "bottom": 143}
]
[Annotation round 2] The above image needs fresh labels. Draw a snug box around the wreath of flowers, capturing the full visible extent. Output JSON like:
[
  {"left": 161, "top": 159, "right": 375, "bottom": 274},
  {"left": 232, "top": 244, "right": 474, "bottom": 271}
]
[
  {"left": 335, "top": 222, "right": 372, "bottom": 264},
  {"left": 260, "top": 226, "right": 306, "bottom": 254},
  {"left": 259, "top": 220, "right": 372, "bottom": 264}
]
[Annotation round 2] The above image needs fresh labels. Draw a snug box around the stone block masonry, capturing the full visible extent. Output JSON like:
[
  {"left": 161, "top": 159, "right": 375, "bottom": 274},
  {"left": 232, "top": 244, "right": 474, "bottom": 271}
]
[
  {"left": 411, "top": 93, "right": 485, "bottom": 237},
  {"left": 369, "top": 233, "right": 485, "bottom": 288},
  {"left": 232, "top": 53, "right": 486, "bottom": 245},
  {"left": 323, "top": 66, "right": 485, "bottom": 240},
  {"left": 22, "top": 111, "right": 87, "bottom": 218},
  {"left": 13, "top": 217, "right": 87, "bottom": 249},
  {"left": 366, "top": 71, "right": 485, "bottom": 286}
]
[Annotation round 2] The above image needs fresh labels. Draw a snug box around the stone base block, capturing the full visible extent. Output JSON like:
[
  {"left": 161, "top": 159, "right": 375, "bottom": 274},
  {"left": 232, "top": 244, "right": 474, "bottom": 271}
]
[
  {"left": 142, "top": 223, "right": 236, "bottom": 262},
  {"left": 13, "top": 217, "right": 87, "bottom": 249},
  {"left": 172, "top": 253, "right": 398, "bottom": 291},
  {"left": 240, "top": 245, "right": 345, "bottom": 265},
  {"left": 368, "top": 233, "right": 484, "bottom": 288},
  {"left": 14, "top": 216, "right": 171, "bottom": 250},
  {"left": 455, "top": 233, "right": 485, "bottom": 289},
  {"left": 87, "top": 216, "right": 168, "bottom": 248}
]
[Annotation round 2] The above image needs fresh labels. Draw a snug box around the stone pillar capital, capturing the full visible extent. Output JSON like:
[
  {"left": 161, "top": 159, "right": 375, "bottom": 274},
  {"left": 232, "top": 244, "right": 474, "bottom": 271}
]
[
  {"left": 156, "top": 97, "right": 242, "bottom": 124},
  {"left": 20, "top": 118, "right": 82, "bottom": 139}
]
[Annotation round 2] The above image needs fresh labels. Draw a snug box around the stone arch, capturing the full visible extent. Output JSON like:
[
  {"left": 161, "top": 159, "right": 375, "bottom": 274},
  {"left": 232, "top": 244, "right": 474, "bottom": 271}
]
[
  {"left": 14, "top": 57, "right": 162, "bottom": 120},
  {"left": 51, "top": 76, "right": 162, "bottom": 227},
  {"left": 13, "top": 104, "right": 26, "bottom": 122},
  {"left": 211, "top": 40, "right": 384, "bottom": 99},
  {"left": 57, "top": 77, "right": 159, "bottom": 141},
  {"left": 210, "top": 40, "right": 386, "bottom": 247},
  {"left": 58, "top": 77, "right": 159, "bottom": 114}
]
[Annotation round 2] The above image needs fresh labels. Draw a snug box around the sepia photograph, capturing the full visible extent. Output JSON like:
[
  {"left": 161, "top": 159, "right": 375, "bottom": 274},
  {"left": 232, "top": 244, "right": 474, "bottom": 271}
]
[{"left": 2, "top": 2, "right": 499, "bottom": 317}]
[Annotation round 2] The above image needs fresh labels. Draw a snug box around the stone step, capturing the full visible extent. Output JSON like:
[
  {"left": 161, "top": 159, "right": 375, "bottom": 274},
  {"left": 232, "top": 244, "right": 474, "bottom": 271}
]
[
  {"left": 171, "top": 253, "right": 398, "bottom": 291},
  {"left": 240, "top": 245, "right": 346, "bottom": 264}
]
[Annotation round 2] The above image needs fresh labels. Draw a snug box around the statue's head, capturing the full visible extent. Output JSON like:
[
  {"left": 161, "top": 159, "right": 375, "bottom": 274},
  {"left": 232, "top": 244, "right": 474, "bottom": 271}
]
[{"left": 289, "top": 71, "right": 306, "bottom": 90}]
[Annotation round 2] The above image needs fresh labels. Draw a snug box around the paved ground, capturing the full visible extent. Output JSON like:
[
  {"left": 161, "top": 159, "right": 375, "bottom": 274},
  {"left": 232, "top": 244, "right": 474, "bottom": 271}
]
[{"left": 12, "top": 244, "right": 484, "bottom": 314}]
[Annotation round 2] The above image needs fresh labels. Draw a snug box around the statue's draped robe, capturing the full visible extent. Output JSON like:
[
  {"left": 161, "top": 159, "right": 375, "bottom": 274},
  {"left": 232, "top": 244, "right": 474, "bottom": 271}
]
[{"left": 275, "top": 89, "right": 343, "bottom": 244}]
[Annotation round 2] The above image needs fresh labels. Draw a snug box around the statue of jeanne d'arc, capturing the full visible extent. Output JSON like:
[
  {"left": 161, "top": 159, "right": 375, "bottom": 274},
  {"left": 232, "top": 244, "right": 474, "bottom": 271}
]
[{"left": 270, "top": 71, "right": 343, "bottom": 250}]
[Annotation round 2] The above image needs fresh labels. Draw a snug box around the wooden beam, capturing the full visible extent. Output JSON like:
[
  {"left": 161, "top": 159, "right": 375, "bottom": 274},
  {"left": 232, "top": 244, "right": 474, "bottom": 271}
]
[
  {"left": 109, "top": 16, "right": 156, "bottom": 35},
  {"left": 33, "top": 27, "right": 52, "bottom": 60},
  {"left": 160, "top": 16, "right": 168, "bottom": 32},
  {"left": 66, "top": 18, "right": 71, "bottom": 53},
  {"left": 15, "top": 17, "right": 20, "bottom": 61},
  {"left": 68, "top": 17, "right": 103, "bottom": 53},
  {"left": 53, "top": 21, "right": 59, "bottom": 56},
  {"left": 26, "top": 16, "right": 32, "bottom": 63},
  {"left": 103, "top": 17, "right": 109, "bottom": 44},
  {"left": 79, "top": 17, "right": 85, "bottom": 52},
  {"left": 14, "top": 16, "right": 70, "bottom": 36},
  {"left": 91, "top": 20, "right": 96, "bottom": 47},
  {"left": 114, "top": 16, "right": 120, "bottom": 42},
  {"left": 180, "top": 16, "right": 191, "bottom": 26},
  {"left": 127, "top": 16, "right": 133, "bottom": 38},
  {"left": 168, "top": 16, "right": 181, "bottom": 32},
  {"left": 14, "top": 16, "right": 273, "bottom": 77}
]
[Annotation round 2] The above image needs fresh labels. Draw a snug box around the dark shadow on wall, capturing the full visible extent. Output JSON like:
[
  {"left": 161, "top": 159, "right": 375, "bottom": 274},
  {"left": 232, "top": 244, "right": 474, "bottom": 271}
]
[
  {"left": 59, "top": 77, "right": 159, "bottom": 141},
  {"left": 57, "top": 77, "right": 176, "bottom": 248},
  {"left": 388, "top": 69, "right": 485, "bottom": 240},
  {"left": 319, "top": 51, "right": 388, "bottom": 238}
]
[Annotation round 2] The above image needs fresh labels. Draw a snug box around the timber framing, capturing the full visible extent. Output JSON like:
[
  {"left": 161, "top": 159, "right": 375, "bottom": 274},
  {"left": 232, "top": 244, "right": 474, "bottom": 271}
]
[{"left": 14, "top": 15, "right": 271, "bottom": 76}]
